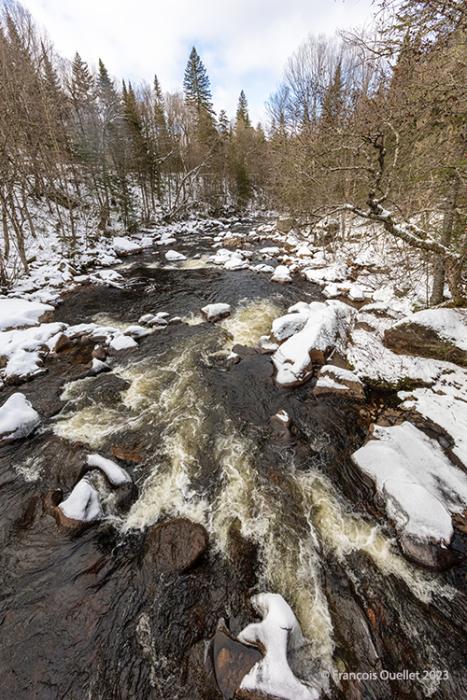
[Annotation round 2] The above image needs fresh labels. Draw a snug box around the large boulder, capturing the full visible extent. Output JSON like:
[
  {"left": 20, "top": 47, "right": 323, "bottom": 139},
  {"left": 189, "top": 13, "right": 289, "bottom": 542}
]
[
  {"left": 352, "top": 421, "right": 467, "bottom": 569},
  {"left": 384, "top": 308, "right": 467, "bottom": 367},
  {"left": 272, "top": 301, "right": 355, "bottom": 387},
  {"left": 210, "top": 620, "right": 263, "bottom": 700},
  {"left": 144, "top": 518, "right": 209, "bottom": 573}
]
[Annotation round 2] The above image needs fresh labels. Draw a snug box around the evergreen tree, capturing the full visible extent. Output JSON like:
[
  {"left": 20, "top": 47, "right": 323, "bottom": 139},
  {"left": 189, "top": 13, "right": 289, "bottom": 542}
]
[
  {"left": 236, "top": 90, "right": 251, "bottom": 127},
  {"left": 183, "top": 47, "right": 214, "bottom": 115},
  {"left": 71, "top": 53, "right": 94, "bottom": 104}
]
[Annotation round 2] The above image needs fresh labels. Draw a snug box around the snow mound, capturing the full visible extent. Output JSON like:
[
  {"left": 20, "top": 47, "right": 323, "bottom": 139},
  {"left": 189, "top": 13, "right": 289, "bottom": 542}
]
[
  {"left": 272, "top": 301, "right": 355, "bottom": 386},
  {"left": 165, "top": 249, "right": 187, "bottom": 261},
  {"left": 0, "top": 298, "right": 53, "bottom": 331},
  {"left": 238, "top": 593, "right": 318, "bottom": 700},
  {"left": 352, "top": 422, "right": 467, "bottom": 543},
  {"left": 86, "top": 453, "right": 131, "bottom": 486},
  {"left": 271, "top": 265, "right": 292, "bottom": 283},
  {"left": 109, "top": 334, "right": 138, "bottom": 351},
  {"left": 0, "top": 393, "right": 41, "bottom": 442},
  {"left": 272, "top": 312, "right": 309, "bottom": 341},
  {"left": 112, "top": 236, "right": 142, "bottom": 254},
  {"left": 58, "top": 479, "right": 103, "bottom": 522}
]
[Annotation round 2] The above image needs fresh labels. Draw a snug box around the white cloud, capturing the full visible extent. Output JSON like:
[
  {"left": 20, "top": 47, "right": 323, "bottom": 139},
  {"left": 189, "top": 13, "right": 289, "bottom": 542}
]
[{"left": 20, "top": 0, "right": 374, "bottom": 122}]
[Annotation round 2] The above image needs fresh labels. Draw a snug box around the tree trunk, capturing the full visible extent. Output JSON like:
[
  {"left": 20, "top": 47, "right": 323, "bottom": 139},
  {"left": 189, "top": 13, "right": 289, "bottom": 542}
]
[{"left": 430, "top": 174, "right": 461, "bottom": 305}]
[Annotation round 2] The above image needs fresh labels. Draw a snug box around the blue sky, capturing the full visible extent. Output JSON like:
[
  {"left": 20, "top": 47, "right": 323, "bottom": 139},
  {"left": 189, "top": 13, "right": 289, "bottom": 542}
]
[{"left": 21, "top": 0, "right": 374, "bottom": 123}]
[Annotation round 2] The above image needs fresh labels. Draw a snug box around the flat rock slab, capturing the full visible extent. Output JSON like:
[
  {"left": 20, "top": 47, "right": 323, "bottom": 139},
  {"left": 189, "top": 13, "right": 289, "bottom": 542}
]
[{"left": 144, "top": 518, "right": 209, "bottom": 573}]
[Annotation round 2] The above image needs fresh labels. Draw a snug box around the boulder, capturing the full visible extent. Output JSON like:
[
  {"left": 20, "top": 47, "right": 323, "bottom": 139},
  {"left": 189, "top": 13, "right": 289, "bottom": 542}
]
[
  {"left": 276, "top": 216, "right": 294, "bottom": 234},
  {"left": 384, "top": 308, "right": 467, "bottom": 367},
  {"left": 201, "top": 303, "right": 231, "bottom": 322},
  {"left": 0, "top": 392, "right": 41, "bottom": 442},
  {"left": 144, "top": 518, "right": 209, "bottom": 573}
]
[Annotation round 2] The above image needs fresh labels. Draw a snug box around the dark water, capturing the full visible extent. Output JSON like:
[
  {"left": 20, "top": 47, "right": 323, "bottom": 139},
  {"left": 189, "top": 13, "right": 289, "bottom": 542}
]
[{"left": 0, "top": 226, "right": 466, "bottom": 700}]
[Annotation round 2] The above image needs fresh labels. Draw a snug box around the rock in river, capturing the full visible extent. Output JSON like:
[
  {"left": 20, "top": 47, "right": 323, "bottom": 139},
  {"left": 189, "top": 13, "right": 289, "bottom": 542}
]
[{"left": 144, "top": 518, "right": 209, "bottom": 573}]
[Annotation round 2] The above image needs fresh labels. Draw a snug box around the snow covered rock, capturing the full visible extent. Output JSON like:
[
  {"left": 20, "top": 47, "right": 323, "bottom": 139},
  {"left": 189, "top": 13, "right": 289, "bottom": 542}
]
[
  {"left": 86, "top": 453, "right": 131, "bottom": 486},
  {"left": 347, "top": 328, "right": 443, "bottom": 390},
  {"left": 165, "top": 249, "right": 187, "bottom": 262},
  {"left": 302, "top": 263, "right": 349, "bottom": 284},
  {"left": 252, "top": 263, "right": 275, "bottom": 273},
  {"left": 272, "top": 312, "right": 309, "bottom": 342},
  {"left": 238, "top": 593, "right": 318, "bottom": 700},
  {"left": 109, "top": 334, "right": 138, "bottom": 351},
  {"left": 257, "top": 335, "right": 279, "bottom": 354},
  {"left": 57, "top": 479, "right": 103, "bottom": 526},
  {"left": 314, "top": 364, "right": 364, "bottom": 399},
  {"left": 352, "top": 422, "right": 467, "bottom": 567},
  {"left": 384, "top": 308, "right": 467, "bottom": 367},
  {"left": 112, "top": 236, "right": 142, "bottom": 254},
  {"left": 224, "top": 254, "right": 248, "bottom": 271},
  {"left": 0, "top": 393, "right": 41, "bottom": 442},
  {"left": 271, "top": 265, "right": 292, "bottom": 284},
  {"left": 201, "top": 303, "right": 231, "bottom": 322},
  {"left": 0, "top": 322, "right": 66, "bottom": 382},
  {"left": 272, "top": 301, "right": 355, "bottom": 387},
  {"left": 0, "top": 298, "right": 53, "bottom": 331}
]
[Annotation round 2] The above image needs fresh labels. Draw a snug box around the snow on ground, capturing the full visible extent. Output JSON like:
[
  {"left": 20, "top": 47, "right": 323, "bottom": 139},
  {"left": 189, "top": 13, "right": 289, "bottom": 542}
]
[
  {"left": 272, "top": 301, "right": 355, "bottom": 386},
  {"left": 238, "top": 593, "right": 318, "bottom": 700},
  {"left": 0, "top": 298, "right": 53, "bottom": 330},
  {"left": 0, "top": 392, "right": 41, "bottom": 442},
  {"left": 86, "top": 453, "right": 131, "bottom": 486},
  {"left": 58, "top": 478, "right": 103, "bottom": 522},
  {"left": 112, "top": 236, "right": 142, "bottom": 254},
  {"left": 398, "top": 366, "right": 467, "bottom": 466},
  {"left": 352, "top": 422, "right": 467, "bottom": 543}
]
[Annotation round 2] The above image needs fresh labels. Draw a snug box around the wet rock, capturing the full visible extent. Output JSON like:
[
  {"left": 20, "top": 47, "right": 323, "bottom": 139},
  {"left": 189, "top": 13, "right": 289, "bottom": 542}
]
[
  {"left": 383, "top": 308, "right": 467, "bottom": 367},
  {"left": 92, "top": 344, "right": 107, "bottom": 360},
  {"left": 205, "top": 350, "right": 241, "bottom": 370},
  {"left": 211, "top": 620, "right": 263, "bottom": 700},
  {"left": 313, "top": 365, "right": 365, "bottom": 400},
  {"left": 202, "top": 303, "right": 232, "bottom": 322},
  {"left": 144, "top": 518, "right": 209, "bottom": 573},
  {"left": 257, "top": 336, "right": 279, "bottom": 354},
  {"left": 270, "top": 410, "right": 293, "bottom": 443},
  {"left": 399, "top": 533, "right": 458, "bottom": 570},
  {"left": 44, "top": 486, "right": 102, "bottom": 530},
  {"left": 54, "top": 333, "right": 72, "bottom": 353},
  {"left": 111, "top": 445, "right": 143, "bottom": 463}
]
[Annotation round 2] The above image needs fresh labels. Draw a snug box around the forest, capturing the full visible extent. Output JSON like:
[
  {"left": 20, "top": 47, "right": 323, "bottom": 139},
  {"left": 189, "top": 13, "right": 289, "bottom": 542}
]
[{"left": 0, "top": 0, "right": 465, "bottom": 303}]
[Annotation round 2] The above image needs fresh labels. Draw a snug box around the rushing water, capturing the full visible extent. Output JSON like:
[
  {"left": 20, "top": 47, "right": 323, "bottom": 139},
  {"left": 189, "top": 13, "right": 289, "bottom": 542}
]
[{"left": 0, "top": 224, "right": 466, "bottom": 700}]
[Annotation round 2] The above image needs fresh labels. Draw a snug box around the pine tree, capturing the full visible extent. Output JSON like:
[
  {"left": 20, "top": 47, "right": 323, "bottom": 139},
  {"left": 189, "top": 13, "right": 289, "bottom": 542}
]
[
  {"left": 71, "top": 53, "right": 94, "bottom": 104},
  {"left": 236, "top": 90, "right": 251, "bottom": 127},
  {"left": 183, "top": 47, "right": 214, "bottom": 115},
  {"left": 321, "top": 61, "right": 344, "bottom": 126}
]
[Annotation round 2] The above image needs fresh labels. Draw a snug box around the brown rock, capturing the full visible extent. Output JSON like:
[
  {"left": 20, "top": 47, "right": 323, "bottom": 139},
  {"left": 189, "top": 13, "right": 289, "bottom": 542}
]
[
  {"left": 43, "top": 490, "right": 87, "bottom": 530},
  {"left": 211, "top": 620, "right": 263, "bottom": 700},
  {"left": 399, "top": 533, "right": 458, "bottom": 571},
  {"left": 384, "top": 309, "right": 467, "bottom": 367},
  {"left": 54, "top": 333, "right": 72, "bottom": 353},
  {"left": 144, "top": 518, "right": 209, "bottom": 573},
  {"left": 92, "top": 344, "right": 107, "bottom": 360},
  {"left": 111, "top": 445, "right": 143, "bottom": 463}
]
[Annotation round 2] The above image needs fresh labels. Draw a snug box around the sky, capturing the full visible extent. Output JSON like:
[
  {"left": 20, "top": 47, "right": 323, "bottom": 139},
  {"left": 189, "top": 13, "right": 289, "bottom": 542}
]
[{"left": 20, "top": 0, "right": 374, "bottom": 123}]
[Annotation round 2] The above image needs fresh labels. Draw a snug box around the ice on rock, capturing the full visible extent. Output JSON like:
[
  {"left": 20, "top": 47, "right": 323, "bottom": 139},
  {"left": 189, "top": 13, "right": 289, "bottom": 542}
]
[
  {"left": 238, "top": 593, "right": 318, "bottom": 700},
  {"left": 58, "top": 479, "right": 103, "bottom": 522},
  {"left": 109, "top": 334, "right": 138, "bottom": 351},
  {"left": 271, "top": 265, "right": 292, "bottom": 284},
  {"left": 0, "top": 393, "right": 41, "bottom": 442},
  {"left": 0, "top": 298, "right": 53, "bottom": 331},
  {"left": 165, "top": 250, "right": 187, "bottom": 261},
  {"left": 273, "top": 301, "right": 355, "bottom": 386},
  {"left": 86, "top": 453, "right": 131, "bottom": 486},
  {"left": 352, "top": 422, "right": 467, "bottom": 543},
  {"left": 201, "top": 303, "right": 231, "bottom": 322}
]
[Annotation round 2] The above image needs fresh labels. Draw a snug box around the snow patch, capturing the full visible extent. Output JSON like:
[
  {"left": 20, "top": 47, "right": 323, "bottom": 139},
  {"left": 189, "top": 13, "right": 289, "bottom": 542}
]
[{"left": 0, "top": 393, "right": 41, "bottom": 442}]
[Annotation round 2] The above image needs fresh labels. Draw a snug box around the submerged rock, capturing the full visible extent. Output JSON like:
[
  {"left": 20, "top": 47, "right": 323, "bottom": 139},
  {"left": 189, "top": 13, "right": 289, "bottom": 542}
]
[
  {"left": 384, "top": 308, "right": 467, "bottom": 367},
  {"left": 144, "top": 518, "right": 209, "bottom": 573}
]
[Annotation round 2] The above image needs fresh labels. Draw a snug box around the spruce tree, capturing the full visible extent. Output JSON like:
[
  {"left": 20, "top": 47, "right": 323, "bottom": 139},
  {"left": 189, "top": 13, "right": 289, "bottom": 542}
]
[
  {"left": 236, "top": 90, "right": 251, "bottom": 127},
  {"left": 183, "top": 47, "right": 214, "bottom": 115}
]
